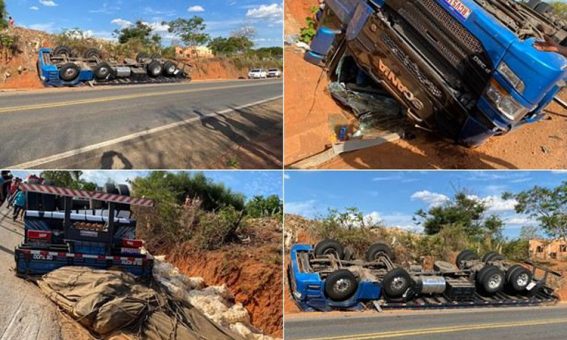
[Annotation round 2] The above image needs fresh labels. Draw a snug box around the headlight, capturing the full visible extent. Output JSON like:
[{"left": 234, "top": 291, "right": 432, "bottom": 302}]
[
  {"left": 485, "top": 80, "right": 529, "bottom": 120},
  {"left": 497, "top": 62, "right": 525, "bottom": 93}
]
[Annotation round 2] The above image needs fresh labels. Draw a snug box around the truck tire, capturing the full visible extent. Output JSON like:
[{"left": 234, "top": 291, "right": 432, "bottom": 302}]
[
  {"left": 482, "top": 251, "right": 505, "bottom": 263},
  {"left": 365, "top": 243, "right": 395, "bottom": 262},
  {"left": 59, "top": 63, "right": 81, "bottom": 81},
  {"left": 324, "top": 269, "right": 358, "bottom": 302},
  {"left": 506, "top": 265, "right": 533, "bottom": 292},
  {"left": 93, "top": 62, "right": 113, "bottom": 80},
  {"left": 456, "top": 249, "right": 478, "bottom": 269},
  {"left": 477, "top": 265, "right": 505, "bottom": 294},
  {"left": 117, "top": 184, "right": 130, "bottom": 197},
  {"left": 147, "top": 60, "right": 163, "bottom": 77},
  {"left": 105, "top": 183, "right": 119, "bottom": 194},
  {"left": 534, "top": 2, "right": 553, "bottom": 16},
  {"left": 163, "top": 61, "right": 177, "bottom": 76},
  {"left": 314, "top": 239, "right": 344, "bottom": 258},
  {"left": 53, "top": 45, "right": 73, "bottom": 57},
  {"left": 83, "top": 48, "right": 101, "bottom": 59},
  {"left": 136, "top": 52, "right": 149, "bottom": 63},
  {"left": 383, "top": 268, "right": 413, "bottom": 299}
]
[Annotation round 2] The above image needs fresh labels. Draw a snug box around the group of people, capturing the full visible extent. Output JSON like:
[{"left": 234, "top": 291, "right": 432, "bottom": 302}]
[{"left": 0, "top": 171, "right": 28, "bottom": 222}]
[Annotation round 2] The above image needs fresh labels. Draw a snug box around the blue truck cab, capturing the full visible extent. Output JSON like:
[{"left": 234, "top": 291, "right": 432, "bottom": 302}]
[
  {"left": 38, "top": 48, "right": 94, "bottom": 87},
  {"left": 289, "top": 244, "right": 381, "bottom": 311},
  {"left": 306, "top": 0, "right": 567, "bottom": 146}
]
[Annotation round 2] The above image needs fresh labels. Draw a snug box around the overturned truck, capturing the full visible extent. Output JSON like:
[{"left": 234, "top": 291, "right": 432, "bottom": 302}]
[
  {"left": 38, "top": 46, "right": 190, "bottom": 87},
  {"left": 289, "top": 240, "right": 561, "bottom": 311},
  {"left": 306, "top": 0, "right": 567, "bottom": 147}
]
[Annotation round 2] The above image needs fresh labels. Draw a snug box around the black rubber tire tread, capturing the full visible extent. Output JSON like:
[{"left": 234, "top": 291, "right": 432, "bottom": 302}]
[
  {"left": 477, "top": 265, "right": 505, "bottom": 294},
  {"left": 104, "top": 183, "right": 119, "bottom": 194},
  {"left": 507, "top": 265, "right": 533, "bottom": 292},
  {"left": 93, "top": 62, "right": 113, "bottom": 80},
  {"left": 83, "top": 48, "right": 101, "bottom": 59},
  {"left": 382, "top": 267, "right": 412, "bottom": 299},
  {"left": 58, "top": 63, "right": 81, "bottom": 81},
  {"left": 147, "top": 60, "right": 163, "bottom": 77},
  {"left": 365, "top": 243, "right": 395, "bottom": 262},
  {"left": 53, "top": 46, "right": 72, "bottom": 57},
  {"left": 163, "top": 61, "right": 177, "bottom": 76},
  {"left": 324, "top": 269, "right": 358, "bottom": 302},
  {"left": 117, "top": 184, "right": 130, "bottom": 197},
  {"left": 482, "top": 251, "right": 505, "bottom": 263},
  {"left": 314, "top": 239, "right": 344, "bottom": 259},
  {"left": 456, "top": 249, "right": 478, "bottom": 268}
]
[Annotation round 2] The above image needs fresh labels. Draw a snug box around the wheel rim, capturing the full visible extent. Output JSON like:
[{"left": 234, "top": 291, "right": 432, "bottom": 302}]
[
  {"left": 153, "top": 66, "right": 162, "bottom": 75},
  {"left": 516, "top": 273, "right": 529, "bottom": 287},
  {"left": 334, "top": 278, "right": 351, "bottom": 294},
  {"left": 391, "top": 277, "right": 406, "bottom": 291},
  {"left": 99, "top": 67, "right": 109, "bottom": 77},
  {"left": 488, "top": 274, "right": 502, "bottom": 289},
  {"left": 64, "top": 68, "right": 77, "bottom": 78},
  {"left": 168, "top": 66, "right": 175, "bottom": 73}
]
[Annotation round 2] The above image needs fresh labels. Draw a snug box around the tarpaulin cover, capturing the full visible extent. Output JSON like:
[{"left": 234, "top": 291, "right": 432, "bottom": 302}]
[{"left": 37, "top": 266, "right": 244, "bottom": 340}]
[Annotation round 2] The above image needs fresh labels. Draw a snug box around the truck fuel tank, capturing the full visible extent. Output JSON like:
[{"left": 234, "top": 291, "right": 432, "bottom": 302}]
[
  {"left": 114, "top": 67, "right": 131, "bottom": 78},
  {"left": 414, "top": 276, "right": 447, "bottom": 295}
]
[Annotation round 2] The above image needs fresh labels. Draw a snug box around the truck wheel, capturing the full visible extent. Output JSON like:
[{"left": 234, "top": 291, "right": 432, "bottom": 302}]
[
  {"left": 93, "top": 62, "right": 113, "bottom": 80},
  {"left": 507, "top": 265, "right": 532, "bottom": 292},
  {"left": 147, "top": 60, "right": 163, "bottom": 77},
  {"left": 456, "top": 249, "right": 478, "bottom": 269},
  {"left": 383, "top": 268, "right": 412, "bottom": 299},
  {"left": 136, "top": 52, "right": 149, "bottom": 63},
  {"left": 53, "top": 45, "right": 73, "bottom": 57},
  {"left": 477, "top": 265, "right": 505, "bottom": 294},
  {"left": 365, "top": 243, "right": 395, "bottom": 262},
  {"left": 482, "top": 251, "right": 505, "bottom": 263},
  {"left": 314, "top": 239, "right": 344, "bottom": 259},
  {"left": 83, "top": 48, "right": 102, "bottom": 59},
  {"left": 117, "top": 184, "right": 130, "bottom": 197},
  {"left": 324, "top": 269, "right": 358, "bottom": 302},
  {"left": 59, "top": 63, "right": 81, "bottom": 81},
  {"left": 163, "top": 61, "right": 177, "bottom": 76},
  {"left": 105, "top": 183, "right": 119, "bottom": 194}
]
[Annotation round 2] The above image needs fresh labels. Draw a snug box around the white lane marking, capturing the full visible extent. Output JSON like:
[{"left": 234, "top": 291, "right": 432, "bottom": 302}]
[{"left": 8, "top": 96, "right": 282, "bottom": 169}]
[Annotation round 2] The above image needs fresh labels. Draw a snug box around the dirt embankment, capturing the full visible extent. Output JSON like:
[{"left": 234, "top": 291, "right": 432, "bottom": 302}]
[
  {"left": 284, "top": 0, "right": 567, "bottom": 169},
  {"left": 190, "top": 58, "right": 249, "bottom": 80},
  {"left": 161, "top": 218, "right": 283, "bottom": 338}
]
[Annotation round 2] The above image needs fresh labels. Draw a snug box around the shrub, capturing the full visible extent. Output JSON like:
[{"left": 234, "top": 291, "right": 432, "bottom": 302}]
[{"left": 194, "top": 206, "right": 245, "bottom": 250}]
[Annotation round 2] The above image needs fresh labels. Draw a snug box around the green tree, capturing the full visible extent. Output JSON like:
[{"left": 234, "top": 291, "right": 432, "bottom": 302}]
[
  {"left": 245, "top": 195, "right": 283, "bottom": 218},
  {"left": 115, "top": 20, "right": 161, "bottom": 46},
  {"left": 0, "top": 0, "right": 7, "bottom": 29},
  {"left": 166, "top": 17, "right": 209, "bottom": 46},
  {"left": 550, "top": 1, "right": 567, "bottom": 21},
  {"left": 503, "top": 181, "right": 567, "bottom": 239},
  {"left": 414, "top": 191, "right": 503, "bottom": 238},
  {"left": 40, "top": 171, "right": 96, "bottom": 190}
]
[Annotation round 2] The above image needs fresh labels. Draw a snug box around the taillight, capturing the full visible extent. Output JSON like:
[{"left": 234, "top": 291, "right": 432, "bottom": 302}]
[
  {"left": 27, "top": 230, "right": 52, "bottom": 243},
  {"left": 122, "top": 239, "right": 144, "bottom": 248}
]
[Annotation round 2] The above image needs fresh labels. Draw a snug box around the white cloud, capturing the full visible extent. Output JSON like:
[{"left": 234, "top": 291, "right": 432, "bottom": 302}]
[
  {"left": 411, "top": 190, "right": 450, "bottom": 208},
  {"left": 364, "top": 211, "right": 382, "bottom": 226},
  {"left": 188, "top": 5, "right": 205, "bottom": 12},
  {"left": 284, "top": 200, "right": 319, "bottom": 217},
  {"left": 144, "top": 21, "right": 170, "bottom": 33},
  {"left": 480, "top": 195, "right": 517, "bottom": 212},
  {"left": 39, "top": 0, "right": 58, "bottom": 7},
  {"left": 111, "top": 18, "right": 132, "bottom": 28},
  {"left": 284, "top": 174, "right": 290, "bottom": 180},
  {"left": 30, "top": 6, "right": 39, "bottom": 10},
  {"left": 246, "top": 4, "right": 282, "bottom": 21}
]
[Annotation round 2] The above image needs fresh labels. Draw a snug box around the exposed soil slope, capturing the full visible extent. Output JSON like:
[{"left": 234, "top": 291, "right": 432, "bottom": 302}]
[{"left": 163, "top": 218, "right": 283, "bottom": 337}]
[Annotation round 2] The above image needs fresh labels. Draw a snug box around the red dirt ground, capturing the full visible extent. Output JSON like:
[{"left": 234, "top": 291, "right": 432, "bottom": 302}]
[
  {"left": 164, "top": 219, "right": 283, "bottom": 338},
  {"left": 284, "top": 0, "right": 567, "bottom": 169}
]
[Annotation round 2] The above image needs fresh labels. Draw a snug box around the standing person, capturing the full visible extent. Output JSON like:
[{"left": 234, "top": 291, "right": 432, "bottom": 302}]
[
  {"left": 7, "top": 178, "right": 21, "bottom": 207},
  {"left": 12, "top": 189, "right": 26, "bottom": 221},
  {"left": 8, "top": 16, "right": 14, "bottom": 29}
]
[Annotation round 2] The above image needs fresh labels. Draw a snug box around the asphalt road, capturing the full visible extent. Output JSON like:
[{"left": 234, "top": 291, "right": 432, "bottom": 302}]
[
  {"left": 0, "top": 203, "right": 63, "bottom": 340},
  {"left": 0, "top": 79, "right": 282, "bottom": 168},
  {"left": 285, "top": 305, "right": 567, "bottom": 339}
]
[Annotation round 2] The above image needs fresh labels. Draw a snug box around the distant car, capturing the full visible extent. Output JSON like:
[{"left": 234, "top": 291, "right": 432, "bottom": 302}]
[
  {"left": 248, "top": 69, "right": 267, "bottom": 79},
  {"left": 267, "top": 68, "right": 281, "bottom": 78}
]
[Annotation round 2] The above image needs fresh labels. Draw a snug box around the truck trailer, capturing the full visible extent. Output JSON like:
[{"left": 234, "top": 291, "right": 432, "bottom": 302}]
[
  {"left": 289, "top": 240, "right": 561, "bottom": 311},
  {"left": 37, "top": 46, "right": 190, "bottom": 87},
  {"left": 14, "top": 182, "right": 155, "bottom": 280},
  {"left": 305, "top": 0, "right": 567, "bottom": 147}
]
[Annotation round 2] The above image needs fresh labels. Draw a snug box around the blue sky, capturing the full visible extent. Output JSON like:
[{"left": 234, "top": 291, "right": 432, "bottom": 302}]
[
  {"left": 6, "top": 0, "right": 283, "bottom": 47},
  {"left": 284, "top": 171, "right": 567, "bottom": 239},
  {"left": 11, "top": 170, "right": 283, "bottom": 200}
]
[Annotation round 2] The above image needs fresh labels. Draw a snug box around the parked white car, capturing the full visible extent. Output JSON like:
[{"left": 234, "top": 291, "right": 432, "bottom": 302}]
[
  {"left": 267, "top": 68, "right": 282, "bottom": 78},
  {"left": 248, "top": 69, "right": 267, "bottom": 79}
]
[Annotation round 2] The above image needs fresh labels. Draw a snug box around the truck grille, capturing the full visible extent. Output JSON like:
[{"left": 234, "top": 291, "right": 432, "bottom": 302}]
[{"left": 388, "top": 0, "right": 491, "bottom": 95}]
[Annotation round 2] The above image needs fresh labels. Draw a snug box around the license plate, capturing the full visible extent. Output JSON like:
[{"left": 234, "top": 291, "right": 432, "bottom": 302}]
[{"left": 33, "top": 254, "right": 53, "bottom": 260}]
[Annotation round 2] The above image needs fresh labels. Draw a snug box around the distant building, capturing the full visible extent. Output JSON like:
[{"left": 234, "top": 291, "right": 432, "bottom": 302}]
[
  {"left": 529, "top": 239, "right": 567, "bottom": 260},
  {"left": 175, "top": 46, "right": 214, "bottom": 59}
]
